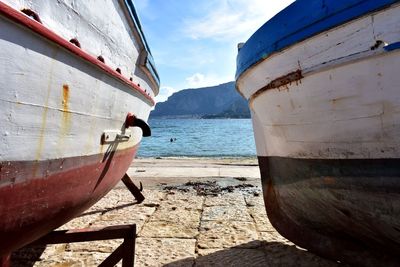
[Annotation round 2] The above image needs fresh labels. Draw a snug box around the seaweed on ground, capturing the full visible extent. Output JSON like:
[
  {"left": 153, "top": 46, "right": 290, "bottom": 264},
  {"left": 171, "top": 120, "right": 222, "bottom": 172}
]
[{"left": 162, "top": 180, "right": 260, "bottom": 196}]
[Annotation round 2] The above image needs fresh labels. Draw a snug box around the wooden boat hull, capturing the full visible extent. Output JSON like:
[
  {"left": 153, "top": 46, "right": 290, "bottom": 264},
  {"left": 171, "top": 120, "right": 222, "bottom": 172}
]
[
  {"left": 0, "top": 0, "right": 158, "bottom": 255},
  {"left": 258, "top": 157, "right": 400, "bottom": 265},
  {"left": 236, "top": 1, "right": 400, "bottom": 265},
  {"left": 0, "top": 146, "right": 137, "bottom": 255}
]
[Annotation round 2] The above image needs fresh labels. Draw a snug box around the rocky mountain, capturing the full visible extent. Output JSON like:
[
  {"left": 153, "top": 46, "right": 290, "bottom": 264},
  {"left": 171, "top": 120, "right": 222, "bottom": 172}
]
[{"left": 150, "top": 82, "right": 250, "bottom": 118}]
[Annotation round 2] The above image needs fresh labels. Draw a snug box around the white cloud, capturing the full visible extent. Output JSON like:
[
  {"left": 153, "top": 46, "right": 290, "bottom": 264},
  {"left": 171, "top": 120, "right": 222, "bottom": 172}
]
[
  {"left": 155, "top": 74, "right": 232, "bottom": 105},
  {"left": 155, "top": 73, "right": 231, "bottom": 104},
  {"left": 184, "top": 0, "right": 294, "bottom": 41},
  {"left": 185, "top": 73, "right": 232, "bottom": 88},
  {"left": 186, "top": 73, "right": 206, "bottom": 87},
  {"left": 155, "top": 86, "right": 177, "bottom": 103}
]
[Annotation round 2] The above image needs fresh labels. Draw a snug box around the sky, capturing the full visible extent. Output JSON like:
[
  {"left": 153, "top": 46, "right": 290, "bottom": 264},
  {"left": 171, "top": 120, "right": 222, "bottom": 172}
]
[{"left": 134, "top": 0, "right": 294, "bottom": 102}]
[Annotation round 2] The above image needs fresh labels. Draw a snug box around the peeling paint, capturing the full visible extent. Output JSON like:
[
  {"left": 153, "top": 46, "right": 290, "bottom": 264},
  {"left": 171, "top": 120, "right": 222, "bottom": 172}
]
[
  {"left": 62, "top": 84, "right": 69, "bottom": 112},
  {"left": 57, "top": 84, "right": 72, "bottom": 156},
  {"left": 60, "top": 83, "right": 71, "bottom": 132},
  {"left": 250, "top": 70, "right": 303, "bottom": 105}
]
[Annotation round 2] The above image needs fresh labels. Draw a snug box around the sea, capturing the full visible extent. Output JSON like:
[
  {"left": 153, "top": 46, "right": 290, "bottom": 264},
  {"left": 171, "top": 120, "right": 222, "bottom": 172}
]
[{"left": 137, "top": 119, "right": 256, "bottom": 158}]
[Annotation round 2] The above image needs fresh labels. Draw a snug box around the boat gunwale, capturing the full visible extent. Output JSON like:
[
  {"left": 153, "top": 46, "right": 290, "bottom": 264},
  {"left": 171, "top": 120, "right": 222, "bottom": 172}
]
[
  {"left": 235, "top": 0, "right": 400, "bottom": 81},
  {"left": 246, "top": 47, "right": 399, "bottom": 106},
  {"left": 0, "top": 1, "right": 156, "bottom": 106},
  {"left": 123, "top": 0, "right": 160, "bottom": 89}
]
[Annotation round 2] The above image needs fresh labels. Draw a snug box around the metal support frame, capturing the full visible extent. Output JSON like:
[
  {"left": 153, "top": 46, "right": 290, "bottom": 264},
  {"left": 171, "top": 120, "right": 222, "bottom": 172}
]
[{"left": 29, "top": 224, "right": 137, "bottom": 267}]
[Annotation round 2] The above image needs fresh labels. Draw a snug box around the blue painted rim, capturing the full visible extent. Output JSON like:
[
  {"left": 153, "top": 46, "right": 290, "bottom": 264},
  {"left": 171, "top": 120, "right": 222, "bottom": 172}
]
[
  {"left": 124, "top": 0, "right": 160, "bottom": 86},
  {"left": 236, "top": 0, "right": 400, "bottom": 79},
  {"left": 384, "top": 42, "right": 400, "bottom": 51}
]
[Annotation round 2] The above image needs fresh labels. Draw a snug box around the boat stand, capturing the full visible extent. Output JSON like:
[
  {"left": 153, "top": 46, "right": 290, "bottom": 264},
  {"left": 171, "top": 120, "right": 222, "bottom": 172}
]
[
  {"left": 33, "top": 224, "right": 137, "bottom": 266},
  {"left": 122, "top": 173, "right": 145, "bottom": 203},
  {"left": 2, "top": 224, "right": 137, "bottom": 267}
]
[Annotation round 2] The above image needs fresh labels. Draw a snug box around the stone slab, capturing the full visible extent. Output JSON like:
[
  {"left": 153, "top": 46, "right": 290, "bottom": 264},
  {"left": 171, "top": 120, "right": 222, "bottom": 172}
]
[
  {"left": 247, "top": 206, "right": 276, "bottom": 232},
  {"left": 197, "top": 221, "right": 259, "bottom": 249},
  {"left": 149, "top": 206, "right": 201, "bottom": 225},
  {"left": 140, "top": 221, "right": 199, "bottom": 239},
  {"left": 244, "top": 195, "right": 265, "bottom": 208},
  {"left": 258, "top": 231, "right": 293, "bottom": 244},
  {"left": 163, "top": 192, "right": 204, "bottom": 210},
  {"left": 196, "top": 248, "right": 269, "bottom": 267},
  {"left": 204, "top": 193, "right": 246, "bottom": 207},
  {"left": 33, "top": 251, "right": 111, "bottom": 267},
  {"left": 135, "top": 238, "right": 196, "bottom": 267},
  {"left": 57, "top": 213, "right": 101, "bottom": 230},
  {"left": 261, "top": 241, "right": 341, "bottom": 267},
  {"left": 90, "top": 205, "right": 156, "bottom": 233},
  {"left": 62, "top": 240, "right": 122, "bottom": 254},
  {"left": 202, "top": 205, "right": 252, "bottom": 222}
]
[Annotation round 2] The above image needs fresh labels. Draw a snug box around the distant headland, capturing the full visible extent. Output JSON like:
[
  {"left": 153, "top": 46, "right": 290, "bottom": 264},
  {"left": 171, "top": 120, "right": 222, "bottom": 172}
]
[{"left": 150, "top": 82, "right": 251, "bottom": 119}]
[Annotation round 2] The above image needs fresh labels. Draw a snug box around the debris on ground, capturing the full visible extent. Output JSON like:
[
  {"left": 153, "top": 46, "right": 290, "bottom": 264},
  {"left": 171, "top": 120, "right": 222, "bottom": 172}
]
[{"left": 162, "top": 180, "right": 261, "bottom": 196}]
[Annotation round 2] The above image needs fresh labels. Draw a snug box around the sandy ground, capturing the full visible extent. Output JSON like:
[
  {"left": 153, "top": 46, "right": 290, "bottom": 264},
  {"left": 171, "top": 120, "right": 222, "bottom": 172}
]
[{"left": 11, "top": 157, "right": 344, "bottom": 266}]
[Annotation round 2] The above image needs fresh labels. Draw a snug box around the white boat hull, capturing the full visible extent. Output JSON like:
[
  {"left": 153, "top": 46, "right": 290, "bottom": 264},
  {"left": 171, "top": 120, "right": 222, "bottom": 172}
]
[
  {"left": 250, "top": 50, "right": 400, "bottom": 160},
  {"left": 236, "top": 2, "right": 400, "bottom": 265},
  {"left": 237, "top": 3, "right": 400, "bottom": 160},
  {"left": 0, "top": 0, "right": 158, "bottom": 255}
]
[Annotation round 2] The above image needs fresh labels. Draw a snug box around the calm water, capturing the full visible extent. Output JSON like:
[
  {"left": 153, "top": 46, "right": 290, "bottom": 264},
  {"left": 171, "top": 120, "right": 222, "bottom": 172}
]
[{"left": 138, "top": 119, "right": 256, "bottom": 157}]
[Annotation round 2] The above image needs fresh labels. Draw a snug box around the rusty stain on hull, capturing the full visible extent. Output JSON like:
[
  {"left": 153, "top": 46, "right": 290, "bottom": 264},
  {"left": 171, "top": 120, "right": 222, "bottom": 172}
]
[
  {"left": 60, "top": 83, "right": 72, "bottom": 134},
  {"left": 61, "top": 83, "right": 72, "bottom": 132},
  {"left": 62, "top": 84, "right": 69, "bottom": 112},
  {"left": 249, "top": 70, "right": 303, "bottom": 106},
  {"left": 57, "top": 84, "right": 72, "bottom": 155},
  {"left": 34, "top": 50, "right": 58, "bottom": 172}
]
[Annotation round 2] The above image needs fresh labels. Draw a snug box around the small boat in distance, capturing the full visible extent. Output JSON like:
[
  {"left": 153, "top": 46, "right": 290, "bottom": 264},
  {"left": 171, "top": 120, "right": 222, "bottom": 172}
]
[
  {"left": 0, "top": 0, "right": 159, "bottom": 259},
  {"left": 236, "top": 0, "right": 400, "bottom": 265}
]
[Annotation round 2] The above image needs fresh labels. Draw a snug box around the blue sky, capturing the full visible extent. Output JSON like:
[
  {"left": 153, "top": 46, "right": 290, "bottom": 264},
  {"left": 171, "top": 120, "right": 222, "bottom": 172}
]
[{"left": 135, "top": 0, "right": 294, "bottom": 102}]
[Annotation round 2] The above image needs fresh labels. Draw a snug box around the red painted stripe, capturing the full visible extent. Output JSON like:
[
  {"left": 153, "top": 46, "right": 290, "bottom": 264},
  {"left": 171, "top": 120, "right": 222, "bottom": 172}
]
[
  {"left": 0, "top": 146, "right": 138, "bottom": 254},
  {"left": 0, "top": 1, "right": 155, "bottom": 106}
]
